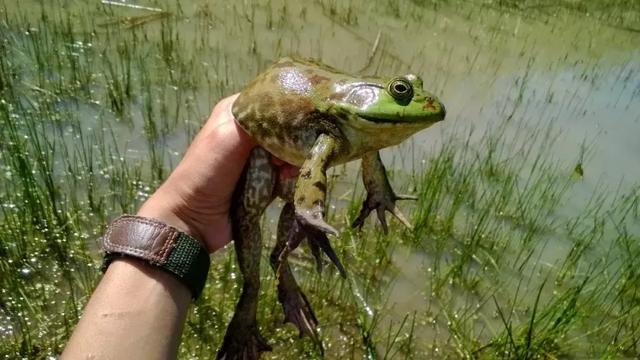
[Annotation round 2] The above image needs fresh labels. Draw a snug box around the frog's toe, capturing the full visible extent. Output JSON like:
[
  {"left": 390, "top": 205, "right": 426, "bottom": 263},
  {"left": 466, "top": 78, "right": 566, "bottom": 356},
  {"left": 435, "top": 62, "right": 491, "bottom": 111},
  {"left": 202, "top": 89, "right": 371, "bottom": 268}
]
[
  {"left": 387, "top": 204, "right": 412, "bottom": 229},
  {"left": 279, "top": 284, "right": 319, "bottom": 340},
  {"left": 295, "top": 206, "right": 339, "bottom": 236},
  {"left": 307, "top": 230, "right": 347, "bottom": 278},
  {"left": 351, "top": 208, "right": 370, "bottom": 231},
  {"left": 216, "top": 322, "right": 271, "bottom": 360},
  {"left": 307, "top": 237, "right": 324, "bottom": 273},
  {"left": 395, "top": 193, "right": 418, "bottom": 201}
]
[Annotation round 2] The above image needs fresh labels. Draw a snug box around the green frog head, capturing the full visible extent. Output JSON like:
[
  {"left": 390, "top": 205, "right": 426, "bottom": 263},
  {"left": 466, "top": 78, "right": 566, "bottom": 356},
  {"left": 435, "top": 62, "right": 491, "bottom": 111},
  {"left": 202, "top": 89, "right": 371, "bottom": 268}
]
[
  {"left": 329, "top": 74, "right": 445, "bottom": 125},
  {"left": 321, "top": 72, "right": 446, "bottom": 152}
]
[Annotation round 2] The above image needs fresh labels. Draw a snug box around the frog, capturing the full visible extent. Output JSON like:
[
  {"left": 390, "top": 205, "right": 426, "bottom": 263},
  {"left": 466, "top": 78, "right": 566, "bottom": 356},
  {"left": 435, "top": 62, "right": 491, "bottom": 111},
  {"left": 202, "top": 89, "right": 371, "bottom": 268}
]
[{"left": 217, "top": 57, "right": 446, "bottom": 359}]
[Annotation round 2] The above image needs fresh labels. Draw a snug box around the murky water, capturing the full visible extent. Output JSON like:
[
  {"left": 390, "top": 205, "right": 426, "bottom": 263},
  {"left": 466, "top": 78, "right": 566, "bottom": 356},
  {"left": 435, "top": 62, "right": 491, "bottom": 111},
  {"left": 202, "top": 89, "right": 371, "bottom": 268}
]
[{"left": 9, "top": 0, "right": 637, "bottom": 186}]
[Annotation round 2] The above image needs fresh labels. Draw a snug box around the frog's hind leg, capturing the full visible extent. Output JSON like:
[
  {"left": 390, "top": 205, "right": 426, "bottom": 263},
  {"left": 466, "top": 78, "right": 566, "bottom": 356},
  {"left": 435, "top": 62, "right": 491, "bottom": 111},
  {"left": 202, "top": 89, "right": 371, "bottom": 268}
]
[
  {"left": 270, "top": 176, "right": 346, "bottom": 341},
  {"left": 217, "top": 148, "right": 275, "bottom": 360},
  {"left": 270, "top": 202, "right": 320, "bottom": 340}
]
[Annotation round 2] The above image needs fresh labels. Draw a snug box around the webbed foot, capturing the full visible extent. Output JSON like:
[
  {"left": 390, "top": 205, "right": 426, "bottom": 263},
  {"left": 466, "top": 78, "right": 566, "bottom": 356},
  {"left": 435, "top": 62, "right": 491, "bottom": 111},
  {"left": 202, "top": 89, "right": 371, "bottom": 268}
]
[
  {"left": 278, "top": 278, "right": 319, "bottom": 339},
  {"left": 353, "top": 151, "right": 417, "bottom": 234},
  {"left": 277, "top": 219, "right": 346, "bottom": 278},
  {"left": 216, "top": 320, "right": 272, "bottom": 360},
  {"left": 352, "top": 191, "right": 415, "bottom": 234}
]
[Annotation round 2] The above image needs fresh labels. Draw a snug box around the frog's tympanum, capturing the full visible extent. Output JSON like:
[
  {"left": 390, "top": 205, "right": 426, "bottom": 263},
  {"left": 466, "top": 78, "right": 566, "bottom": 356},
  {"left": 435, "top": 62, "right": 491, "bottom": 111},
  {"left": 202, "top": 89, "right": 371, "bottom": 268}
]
[{"left": 217, "top": 58, "right": 446, "bottom": 359}]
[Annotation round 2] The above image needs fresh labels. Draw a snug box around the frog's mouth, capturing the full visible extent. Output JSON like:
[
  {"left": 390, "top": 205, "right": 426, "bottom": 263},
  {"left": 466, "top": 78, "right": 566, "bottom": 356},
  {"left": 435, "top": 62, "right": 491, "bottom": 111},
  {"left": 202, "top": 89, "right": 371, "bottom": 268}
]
[
  {"left": 359, "top": 116, "right": 407, "bottom": 124},
  {"left": 355, "top": 99, "right": 446, "bottom": 124},
  {"left": 359, "top": 111, "right": 445, "bottom": 124}
]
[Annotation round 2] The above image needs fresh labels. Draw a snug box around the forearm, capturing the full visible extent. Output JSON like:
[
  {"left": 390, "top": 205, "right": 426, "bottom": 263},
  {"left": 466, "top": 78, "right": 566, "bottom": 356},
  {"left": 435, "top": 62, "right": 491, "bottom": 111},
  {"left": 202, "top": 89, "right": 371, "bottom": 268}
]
[
  {"left": 62, "top": 258, "right": 191, "bottom": 359},
  {"left": 62, "top": 94, "right": 253, "bottom": 358}
]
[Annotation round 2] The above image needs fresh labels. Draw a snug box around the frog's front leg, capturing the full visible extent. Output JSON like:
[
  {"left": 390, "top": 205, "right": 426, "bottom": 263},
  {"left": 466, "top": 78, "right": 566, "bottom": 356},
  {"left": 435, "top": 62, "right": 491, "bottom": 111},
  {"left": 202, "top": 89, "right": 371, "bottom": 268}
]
[
  {"left": 277, "top": 134, "right": 340, "bottom": 267},
  {"left": 294, "top": 134, "right": 339, "bottom": 234},
  {"left": 352, "top": 151, "right": 415, "bottom": 234}
]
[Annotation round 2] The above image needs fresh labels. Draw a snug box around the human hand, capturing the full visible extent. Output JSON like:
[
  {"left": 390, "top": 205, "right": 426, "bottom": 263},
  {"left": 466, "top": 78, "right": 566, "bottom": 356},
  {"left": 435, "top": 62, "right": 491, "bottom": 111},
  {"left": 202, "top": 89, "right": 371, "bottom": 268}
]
[
  {"left": 137, "top": 94, "right": 252, "bottom": 252},
  {"left": 137, "top": 94, "right": 297, "bottom": 252}
]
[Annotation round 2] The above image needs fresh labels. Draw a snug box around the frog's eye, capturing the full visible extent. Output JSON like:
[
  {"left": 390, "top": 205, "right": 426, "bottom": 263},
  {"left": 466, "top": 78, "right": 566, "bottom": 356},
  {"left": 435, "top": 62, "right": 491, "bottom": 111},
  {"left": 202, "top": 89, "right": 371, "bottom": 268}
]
[{"left": 387, "top": 77, "right": 414, "bottom": 103}]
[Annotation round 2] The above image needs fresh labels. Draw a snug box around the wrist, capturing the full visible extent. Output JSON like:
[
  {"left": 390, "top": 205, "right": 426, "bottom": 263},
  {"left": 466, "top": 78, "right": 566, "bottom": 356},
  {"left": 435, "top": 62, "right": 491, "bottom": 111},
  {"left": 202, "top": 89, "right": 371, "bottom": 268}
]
[{"left": 137, "top": 189, "right": 202, "bottom": 243}]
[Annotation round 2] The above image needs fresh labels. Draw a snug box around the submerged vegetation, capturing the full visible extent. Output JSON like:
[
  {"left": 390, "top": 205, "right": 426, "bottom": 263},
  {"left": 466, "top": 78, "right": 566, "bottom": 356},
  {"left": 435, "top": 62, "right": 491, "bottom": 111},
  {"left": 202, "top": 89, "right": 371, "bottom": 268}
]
[{"left": 1, "top": 0, "right": 639, "bottom": 358}]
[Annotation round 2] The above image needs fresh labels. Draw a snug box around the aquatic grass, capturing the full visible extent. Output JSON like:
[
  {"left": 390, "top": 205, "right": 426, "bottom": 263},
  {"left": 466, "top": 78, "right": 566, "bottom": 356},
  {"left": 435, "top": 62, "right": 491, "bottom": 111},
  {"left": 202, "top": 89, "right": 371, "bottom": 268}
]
[
  {"left": 103, "top": 42, "right": 133, "bottom": 120},
  {"left": 317, "top": 0, "right": 359, "bottom": 26},
  {"left": 394, "top": 109, "right": 639, "bottom": 357}
]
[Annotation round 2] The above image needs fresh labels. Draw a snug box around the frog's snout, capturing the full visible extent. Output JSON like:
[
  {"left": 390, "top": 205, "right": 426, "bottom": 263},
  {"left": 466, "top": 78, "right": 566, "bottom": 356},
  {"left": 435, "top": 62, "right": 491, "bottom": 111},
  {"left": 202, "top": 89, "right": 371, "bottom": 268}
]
[{"left": 423, "top": 96, "right": 446, "bottom": 121}]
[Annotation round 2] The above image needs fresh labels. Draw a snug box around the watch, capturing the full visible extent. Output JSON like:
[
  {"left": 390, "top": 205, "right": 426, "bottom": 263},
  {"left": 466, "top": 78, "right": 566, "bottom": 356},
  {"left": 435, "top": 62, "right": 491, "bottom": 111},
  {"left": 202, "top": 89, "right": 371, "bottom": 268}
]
[{"left": 101, "top": 215, "right": 210, "bottom": 299}]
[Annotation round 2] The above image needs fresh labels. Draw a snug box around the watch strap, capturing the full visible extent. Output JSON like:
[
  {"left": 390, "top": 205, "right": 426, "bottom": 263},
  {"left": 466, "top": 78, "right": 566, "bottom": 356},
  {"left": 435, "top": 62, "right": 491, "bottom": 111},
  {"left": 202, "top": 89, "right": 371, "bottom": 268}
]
[{"left": 102, "top": 215, "right": 210, "bottom": 299}]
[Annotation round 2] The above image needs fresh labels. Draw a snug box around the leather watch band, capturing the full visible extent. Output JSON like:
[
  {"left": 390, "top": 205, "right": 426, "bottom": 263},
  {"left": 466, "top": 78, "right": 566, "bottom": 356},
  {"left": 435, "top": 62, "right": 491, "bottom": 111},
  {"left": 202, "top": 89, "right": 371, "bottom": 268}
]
[{"left": 102, "top": 215, "right": 210, "bottom": 299}]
